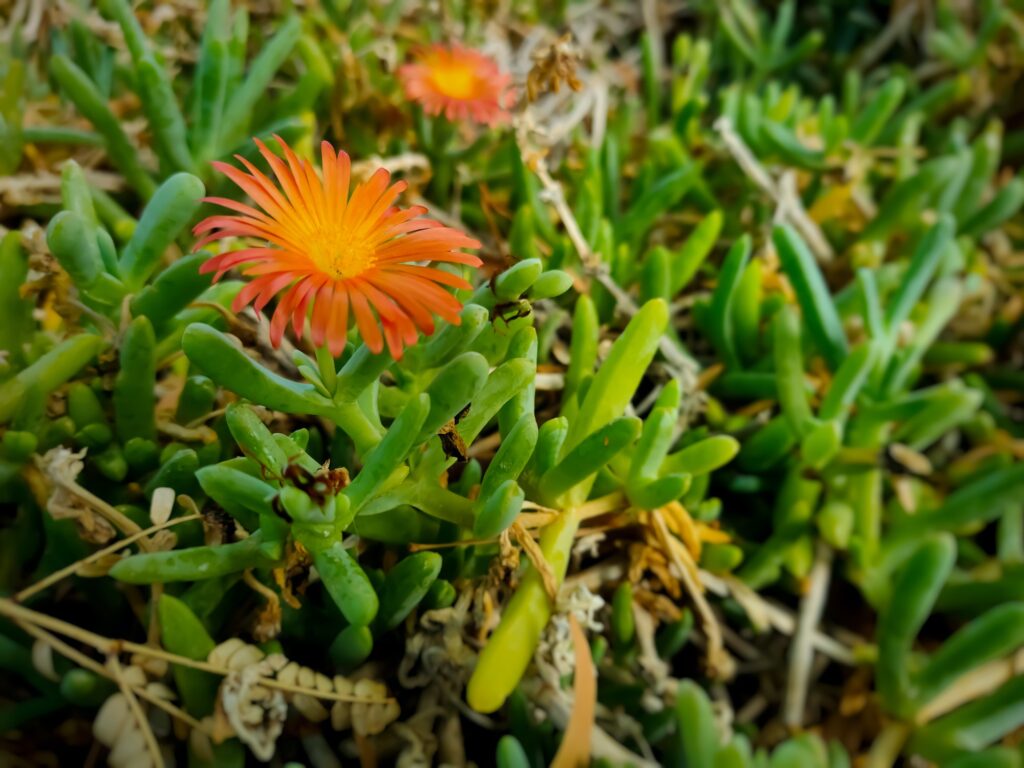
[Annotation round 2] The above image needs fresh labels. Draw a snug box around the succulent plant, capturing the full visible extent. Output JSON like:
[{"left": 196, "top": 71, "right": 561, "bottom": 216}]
[{"left": 2, "top": 1, "right": 1024, "bottom": 766}]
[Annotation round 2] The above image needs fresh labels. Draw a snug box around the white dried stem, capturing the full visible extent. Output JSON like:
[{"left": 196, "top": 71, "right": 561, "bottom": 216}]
[
  {"left": 513, "top": 119, "right": 700, "bottom": 388},
  {"left": 783, "top": 542, "right": 834, "bottom": 728},
  {"left": 714, "top": 117, "right": 834, "bottom": 263},
  {"left": 708, "top": 572, "right": 858, "bottom": 665}
]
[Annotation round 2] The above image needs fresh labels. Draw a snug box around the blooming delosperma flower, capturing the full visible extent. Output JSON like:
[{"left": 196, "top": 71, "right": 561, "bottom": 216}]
[
  {"left": 194, "top": 137, "right": 482, "bottom": 359},
  {"left": 398, "top": 44, "right": 515, "bottom": 126}
]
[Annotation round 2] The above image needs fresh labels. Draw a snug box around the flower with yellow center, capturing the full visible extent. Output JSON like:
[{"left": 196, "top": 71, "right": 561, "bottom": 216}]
[
  {"left": 194, "top": 136, "right": 482, "bottom": 359},
  {"left": 398, "top": 44, "right": 515, "bottom": 126}
]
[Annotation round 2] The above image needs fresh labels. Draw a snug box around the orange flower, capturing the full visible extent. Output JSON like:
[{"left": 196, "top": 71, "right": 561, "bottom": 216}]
[
  {"left": 398, "top": 44, "right": 515, "bottom": 126},
  {"left": 194, "top": 137, "right": 481, "bottom": 359}
]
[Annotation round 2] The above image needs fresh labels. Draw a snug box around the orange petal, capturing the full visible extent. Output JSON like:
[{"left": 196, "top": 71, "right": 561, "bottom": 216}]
[
  {"left": 349, "top": 285, "right": 383, "bottom": 354},
  {"left": 310, "top": 282, "right": 336, "bottom": 348},
  {"left": 326, "top": 282, "right": 350, "bottom": 357}
]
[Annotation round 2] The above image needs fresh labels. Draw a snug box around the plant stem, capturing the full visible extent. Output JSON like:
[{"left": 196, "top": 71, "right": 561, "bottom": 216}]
[
  {"left": 330, "top": 401, "right": 384, "bottom": 456},
  {"left": 866, "top": 722, "right": 910, "bottom": 768}
]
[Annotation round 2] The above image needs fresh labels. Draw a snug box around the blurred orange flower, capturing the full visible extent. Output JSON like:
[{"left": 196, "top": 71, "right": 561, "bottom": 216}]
[
  {"left": 195, "top": 137, "right": 481, "bottom": 359},
  {"left": 399, "top": 44, "right": 515, "bottom": 126}
]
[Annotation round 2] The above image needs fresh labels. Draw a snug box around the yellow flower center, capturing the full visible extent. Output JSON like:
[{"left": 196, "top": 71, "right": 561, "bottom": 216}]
[
  {"left": 309, "top": 230, "right": 375, "bottom": 279},
  {"left": 427, "top": 60, "right": 481, "bottom": 100}
]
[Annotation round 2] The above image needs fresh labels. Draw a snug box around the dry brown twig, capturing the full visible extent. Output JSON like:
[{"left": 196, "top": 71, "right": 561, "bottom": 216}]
[
  {"left": 35, "top": 448, "right": 151, "bottom": 545},
  {"left": 651, "top": 509, "right": 735, "bottom": 679},
  {"left": 0, "top": 169, "right": 124, "bottom": 206},
  {"left": 527, "top": 33, "right": 584, "bottom": 102},
  {"left": 511, "top": 520, "right": 560, "bottom": 603}
]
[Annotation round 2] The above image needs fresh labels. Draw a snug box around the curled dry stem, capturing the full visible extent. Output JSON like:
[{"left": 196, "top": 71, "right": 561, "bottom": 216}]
[{"left": 0, "top": 599, "right": 394, "bottom": 706}]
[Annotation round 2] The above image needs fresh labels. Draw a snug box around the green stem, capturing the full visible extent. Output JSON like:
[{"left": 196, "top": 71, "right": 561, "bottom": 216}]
[
  {"left": 315, "top": 345, "right": 338, "bottom": 395},
  {"left": 865, "top": 722, "right": 909, "bottom": 768},
  {"left": 427, "top": 115, "right": 456, "bottom": 206},
  {"left": 330, "top": 402, "right": 384, "bottom": 457},
  {"left": 847, "top": 415, "right": 888, "bottom": 557}
]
